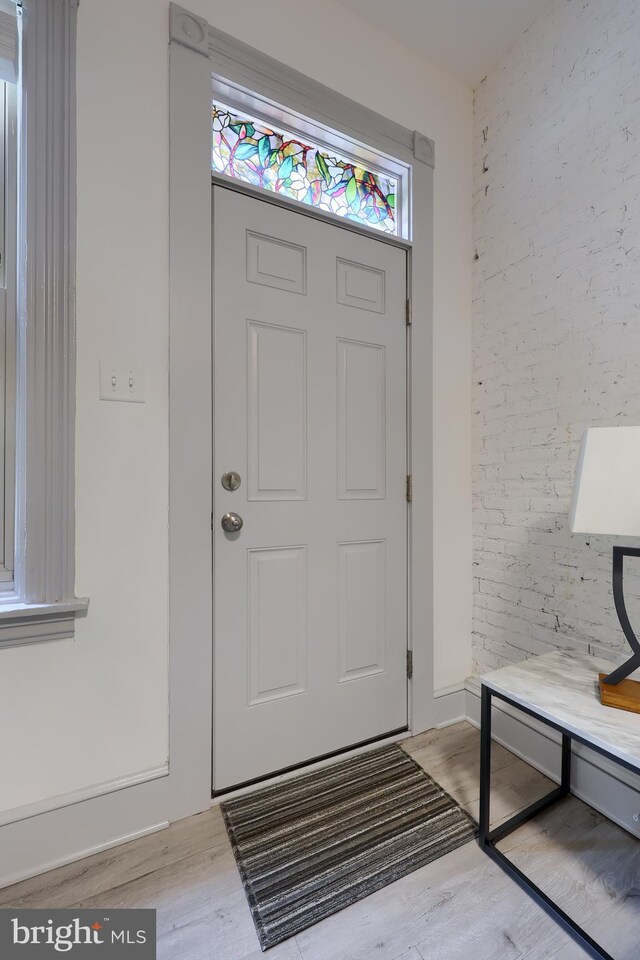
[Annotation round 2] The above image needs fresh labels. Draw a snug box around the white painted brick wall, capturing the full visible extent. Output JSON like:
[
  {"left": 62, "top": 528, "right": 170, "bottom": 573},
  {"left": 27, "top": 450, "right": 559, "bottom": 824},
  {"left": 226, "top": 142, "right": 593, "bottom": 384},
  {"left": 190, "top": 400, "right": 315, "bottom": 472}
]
[{"left": 472, "top": 0, "right": 640, "bottom": 674}]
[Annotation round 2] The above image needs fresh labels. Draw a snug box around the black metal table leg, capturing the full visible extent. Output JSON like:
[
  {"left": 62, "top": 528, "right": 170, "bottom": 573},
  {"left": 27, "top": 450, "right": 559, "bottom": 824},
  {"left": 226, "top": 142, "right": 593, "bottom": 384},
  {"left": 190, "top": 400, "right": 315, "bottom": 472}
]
[
  {"left": 479, "top": 684, "right": 492, "bottom": 850},
  {"left": 561, "top": 732, "right": 571, "bottom": 796},
  {"left": 478, "top": 684, "right": 614, "bottom": 960}
]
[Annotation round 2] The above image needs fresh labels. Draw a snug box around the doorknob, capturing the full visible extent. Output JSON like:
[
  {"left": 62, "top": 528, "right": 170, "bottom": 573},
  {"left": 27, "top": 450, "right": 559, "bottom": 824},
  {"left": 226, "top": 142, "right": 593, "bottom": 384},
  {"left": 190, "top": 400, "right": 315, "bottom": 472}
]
[{"left": 221, "top": 512, "right": 243, "bottom": 533}]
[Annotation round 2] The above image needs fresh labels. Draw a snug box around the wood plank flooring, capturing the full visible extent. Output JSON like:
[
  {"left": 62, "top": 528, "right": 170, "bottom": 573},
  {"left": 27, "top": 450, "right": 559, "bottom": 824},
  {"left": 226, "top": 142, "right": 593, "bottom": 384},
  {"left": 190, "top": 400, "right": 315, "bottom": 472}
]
[{"left": 1, "top": 722, "right": 638, "bottom": 959}]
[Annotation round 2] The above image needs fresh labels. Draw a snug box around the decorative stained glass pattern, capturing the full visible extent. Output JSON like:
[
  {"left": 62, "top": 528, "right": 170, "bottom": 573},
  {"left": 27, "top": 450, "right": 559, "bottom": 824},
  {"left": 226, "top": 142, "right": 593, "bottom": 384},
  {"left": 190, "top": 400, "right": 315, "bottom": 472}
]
[{"left": 212, "top": 103, "right": 397, "bottom": 235}]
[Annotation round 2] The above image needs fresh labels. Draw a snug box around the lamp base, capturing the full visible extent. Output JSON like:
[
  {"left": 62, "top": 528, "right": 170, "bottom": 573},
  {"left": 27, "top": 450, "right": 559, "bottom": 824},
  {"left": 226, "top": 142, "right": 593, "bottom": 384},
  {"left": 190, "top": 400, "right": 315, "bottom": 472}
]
[{"left": 598, "top": 673, "right": 640, "bottom": 715}]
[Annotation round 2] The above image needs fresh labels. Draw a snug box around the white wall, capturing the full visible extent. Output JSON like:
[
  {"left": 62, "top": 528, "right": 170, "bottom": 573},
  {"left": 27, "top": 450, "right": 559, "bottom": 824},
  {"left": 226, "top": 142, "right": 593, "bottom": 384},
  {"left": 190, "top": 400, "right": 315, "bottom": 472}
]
[
  {"left": 473, "top": 0, "right": 640, "bottom": 674},
  {"left": 0, "top": 0, "right": 472, "bottom": 821}
]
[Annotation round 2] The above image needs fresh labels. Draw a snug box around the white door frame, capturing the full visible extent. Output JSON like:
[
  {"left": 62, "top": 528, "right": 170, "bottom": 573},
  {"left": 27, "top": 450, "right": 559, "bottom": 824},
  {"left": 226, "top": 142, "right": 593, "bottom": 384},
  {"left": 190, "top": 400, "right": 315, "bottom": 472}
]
[{"left": 168, "top": 3, "right": 435, "bottom": 814}]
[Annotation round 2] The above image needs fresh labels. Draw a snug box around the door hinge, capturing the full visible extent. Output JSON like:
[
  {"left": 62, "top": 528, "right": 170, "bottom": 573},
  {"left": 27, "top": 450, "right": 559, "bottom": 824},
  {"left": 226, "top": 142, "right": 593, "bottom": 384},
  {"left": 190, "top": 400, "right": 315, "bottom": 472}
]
[
  {"left": 405, "top": 298, "right": 412, "bottom": 326},
  {"left": 406, "top": 649, "right": 413, "bottom": 680},
  {"left": 406, "top": 474, "right": 413, "bottom": 502}
]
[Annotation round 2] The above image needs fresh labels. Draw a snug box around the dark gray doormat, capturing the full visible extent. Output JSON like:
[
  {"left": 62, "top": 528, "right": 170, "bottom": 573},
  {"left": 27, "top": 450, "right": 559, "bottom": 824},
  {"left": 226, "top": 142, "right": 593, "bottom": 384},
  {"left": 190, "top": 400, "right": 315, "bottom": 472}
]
[{"left": 221, "top": 743, "right": 477, "bottom": 951}]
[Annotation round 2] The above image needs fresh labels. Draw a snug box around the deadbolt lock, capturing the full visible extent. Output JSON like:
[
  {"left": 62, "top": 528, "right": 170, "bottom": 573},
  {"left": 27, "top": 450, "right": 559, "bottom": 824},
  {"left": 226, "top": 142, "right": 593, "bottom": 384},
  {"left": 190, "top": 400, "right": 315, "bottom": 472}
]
[{"left": 221, "top": 471, "right": 241, "bottom": 491}]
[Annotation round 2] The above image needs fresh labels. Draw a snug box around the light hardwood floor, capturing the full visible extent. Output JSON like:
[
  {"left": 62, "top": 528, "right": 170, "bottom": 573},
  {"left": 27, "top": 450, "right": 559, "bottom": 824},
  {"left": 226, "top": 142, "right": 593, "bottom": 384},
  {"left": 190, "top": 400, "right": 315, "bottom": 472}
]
[{"left": 1, "top": 722, "right": 638, "bottom": 959}]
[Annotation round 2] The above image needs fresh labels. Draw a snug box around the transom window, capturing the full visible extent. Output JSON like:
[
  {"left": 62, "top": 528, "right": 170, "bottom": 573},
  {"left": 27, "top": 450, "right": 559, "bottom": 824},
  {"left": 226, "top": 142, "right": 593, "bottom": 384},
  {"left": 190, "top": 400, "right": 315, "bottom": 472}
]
[{"left": 212, "top": 101, "right": 400, "bottom": 236}]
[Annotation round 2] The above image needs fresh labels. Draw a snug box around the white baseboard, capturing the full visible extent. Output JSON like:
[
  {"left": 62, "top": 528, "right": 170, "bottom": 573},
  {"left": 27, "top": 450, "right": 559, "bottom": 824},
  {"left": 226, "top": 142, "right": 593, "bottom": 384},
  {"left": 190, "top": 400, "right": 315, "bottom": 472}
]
[
  {"left": 465, "top": 677, "right": 640, "bottom": 840},
  {"left": 0, "top": 764, "right": 169, "bottom": 828},
  {"left": 0, "top": 820, "right": 169, "bottom": 890},
  {"left": 434, "top": 683, "right": 467, "bottom": 729},
  {"left": 0, "top": 770, "right": 184, "bottom": 891}
]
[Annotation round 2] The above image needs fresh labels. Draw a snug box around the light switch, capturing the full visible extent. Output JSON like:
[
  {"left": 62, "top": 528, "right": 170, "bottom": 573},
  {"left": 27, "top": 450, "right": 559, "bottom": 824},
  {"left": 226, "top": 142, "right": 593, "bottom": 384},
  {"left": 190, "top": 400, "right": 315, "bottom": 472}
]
[{"left": 99, "top": 361, "right": 145, "bottom": 403}]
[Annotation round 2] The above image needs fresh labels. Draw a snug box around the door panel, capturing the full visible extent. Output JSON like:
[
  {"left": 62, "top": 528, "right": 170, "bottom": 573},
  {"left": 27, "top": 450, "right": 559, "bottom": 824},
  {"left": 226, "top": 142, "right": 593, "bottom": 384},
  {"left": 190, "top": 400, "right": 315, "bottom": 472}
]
[
  {"left": 336, "top": 258, "right": 386, "bottom": 313},
  {"left": 213, "top": 186, "right": 407, "bottom": 790},
  {"left": 246, "top": 231, "right": 307, "bottom": 294},
  {"left": 247, "top": 321, "right": 307, "bottom": 500},
  {"left": 247, "top": 545, "right": 308, "bottom": 704},
  {"left": 338, "top": 539, "right": 387, "bottom": 682},
  {"left": 337, "top": 338, "right": 386, "bottom": 499}
]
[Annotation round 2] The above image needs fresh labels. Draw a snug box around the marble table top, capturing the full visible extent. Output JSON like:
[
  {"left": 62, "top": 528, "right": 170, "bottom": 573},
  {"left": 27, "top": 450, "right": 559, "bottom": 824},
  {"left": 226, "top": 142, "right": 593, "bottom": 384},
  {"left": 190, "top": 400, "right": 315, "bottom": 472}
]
[{"left": 481, "top": 650, "right": 640, "bottom": 771}]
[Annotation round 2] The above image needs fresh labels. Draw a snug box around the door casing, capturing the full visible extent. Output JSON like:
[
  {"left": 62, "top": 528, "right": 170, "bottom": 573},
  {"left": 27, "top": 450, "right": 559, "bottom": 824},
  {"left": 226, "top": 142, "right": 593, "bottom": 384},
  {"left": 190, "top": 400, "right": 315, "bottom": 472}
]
[{"left": 167, "top": 6, "right": 435, "bottom": 822}]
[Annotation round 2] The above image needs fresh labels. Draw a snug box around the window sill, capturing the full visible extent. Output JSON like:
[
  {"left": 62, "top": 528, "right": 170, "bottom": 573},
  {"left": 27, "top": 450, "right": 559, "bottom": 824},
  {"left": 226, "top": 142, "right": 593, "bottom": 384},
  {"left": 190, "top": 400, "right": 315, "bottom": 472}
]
[{"left": 0, "top": 598, "right": 89, "bottom": 647}]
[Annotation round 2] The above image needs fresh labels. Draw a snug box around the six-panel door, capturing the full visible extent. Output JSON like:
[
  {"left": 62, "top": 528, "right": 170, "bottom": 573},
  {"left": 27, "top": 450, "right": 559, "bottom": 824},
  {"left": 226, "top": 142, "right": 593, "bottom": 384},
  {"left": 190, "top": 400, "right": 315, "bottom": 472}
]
[{"left": 213, "top": 186, "right": 407, "bottom": 789}]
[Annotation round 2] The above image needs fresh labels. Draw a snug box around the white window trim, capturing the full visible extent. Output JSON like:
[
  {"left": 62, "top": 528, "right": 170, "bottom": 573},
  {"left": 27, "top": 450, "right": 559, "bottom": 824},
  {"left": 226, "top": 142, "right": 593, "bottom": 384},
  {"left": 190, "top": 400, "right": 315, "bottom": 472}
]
[
  {"left": 0, "top": 0, "right": 87, "bottom": 645},
  {"left": 0, "top": 79, "right": 17, "bottom": 589}
]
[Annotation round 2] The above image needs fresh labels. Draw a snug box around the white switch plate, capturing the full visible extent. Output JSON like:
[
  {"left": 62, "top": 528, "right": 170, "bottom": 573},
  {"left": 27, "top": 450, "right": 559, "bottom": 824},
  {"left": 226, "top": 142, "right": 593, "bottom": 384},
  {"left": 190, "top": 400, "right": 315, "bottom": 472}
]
[{"left": 99, "top": 361, "right": 145, "bottom": 403}]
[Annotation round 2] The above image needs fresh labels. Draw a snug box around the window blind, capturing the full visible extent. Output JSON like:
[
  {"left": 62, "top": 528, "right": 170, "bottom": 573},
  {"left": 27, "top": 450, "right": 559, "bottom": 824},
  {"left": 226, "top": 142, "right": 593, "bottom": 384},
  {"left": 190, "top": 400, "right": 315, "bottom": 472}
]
[{"left": 0, "top": 5, "right": 17, "bottom": 85}]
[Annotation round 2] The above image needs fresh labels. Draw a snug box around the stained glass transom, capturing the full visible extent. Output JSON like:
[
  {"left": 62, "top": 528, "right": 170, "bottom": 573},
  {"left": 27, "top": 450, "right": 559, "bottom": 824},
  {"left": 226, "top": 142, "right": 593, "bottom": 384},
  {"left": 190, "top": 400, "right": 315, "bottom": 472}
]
[{"left": 212, "top": 103, "right": 398, "bottom": 235}]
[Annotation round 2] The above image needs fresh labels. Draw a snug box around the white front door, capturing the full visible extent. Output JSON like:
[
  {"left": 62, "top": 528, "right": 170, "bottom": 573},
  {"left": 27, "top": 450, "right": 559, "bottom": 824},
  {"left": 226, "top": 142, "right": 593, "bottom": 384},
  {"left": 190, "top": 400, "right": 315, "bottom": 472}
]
[{"left": 213, "top": 186, "right": 408, "bottom": 790}]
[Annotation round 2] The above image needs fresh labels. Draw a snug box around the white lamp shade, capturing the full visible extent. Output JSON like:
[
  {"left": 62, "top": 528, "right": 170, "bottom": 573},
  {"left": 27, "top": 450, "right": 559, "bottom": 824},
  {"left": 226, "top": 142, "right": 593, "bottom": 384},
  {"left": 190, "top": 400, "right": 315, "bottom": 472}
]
[{"left": 570, "top": 426, "right": 640, "bottom": 536}]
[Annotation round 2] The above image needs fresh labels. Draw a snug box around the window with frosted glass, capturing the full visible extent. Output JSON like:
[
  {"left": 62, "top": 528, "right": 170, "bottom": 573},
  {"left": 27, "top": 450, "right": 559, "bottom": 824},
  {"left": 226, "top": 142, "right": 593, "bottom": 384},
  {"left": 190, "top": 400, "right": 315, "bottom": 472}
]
[{"left": 212, "top": 103, "right": 398, "bottom": 235}]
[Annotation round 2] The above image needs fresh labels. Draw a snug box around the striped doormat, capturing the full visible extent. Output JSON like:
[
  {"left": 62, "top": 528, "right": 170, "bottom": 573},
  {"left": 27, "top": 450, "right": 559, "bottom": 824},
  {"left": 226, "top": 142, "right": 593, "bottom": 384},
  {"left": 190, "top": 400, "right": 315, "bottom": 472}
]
[{"left": 221, "top": 743, "right": 477, "bottom": 950}]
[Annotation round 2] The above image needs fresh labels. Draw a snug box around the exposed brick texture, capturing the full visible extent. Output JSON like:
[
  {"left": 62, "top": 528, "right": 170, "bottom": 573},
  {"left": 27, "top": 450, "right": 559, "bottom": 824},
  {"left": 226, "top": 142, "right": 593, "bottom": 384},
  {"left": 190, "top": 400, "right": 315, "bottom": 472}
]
[{"left": 472, "top": 0, "right": 640, "bottom": 674}]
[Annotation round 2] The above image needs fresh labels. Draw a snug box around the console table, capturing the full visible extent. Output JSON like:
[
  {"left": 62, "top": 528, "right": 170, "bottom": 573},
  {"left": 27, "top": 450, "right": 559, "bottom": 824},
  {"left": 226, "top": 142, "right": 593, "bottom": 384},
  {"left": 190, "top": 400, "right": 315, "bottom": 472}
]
[{"left": 479, "top": 650, "right": 640, "bottom": 960}]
